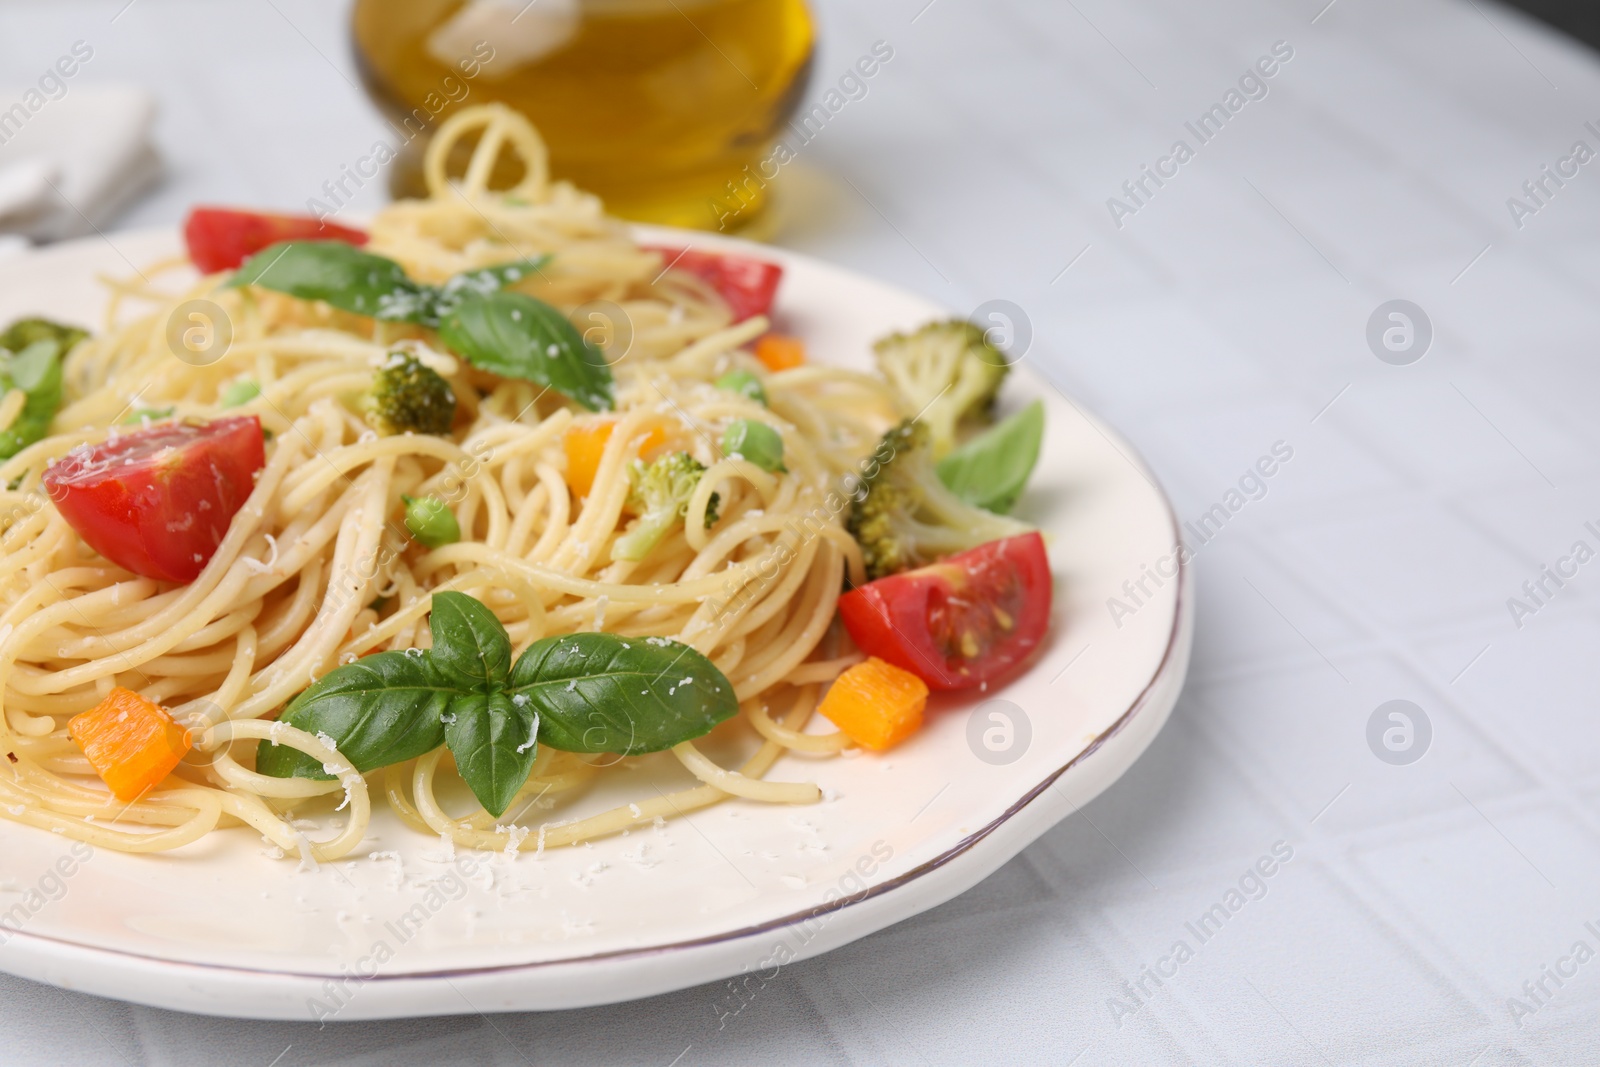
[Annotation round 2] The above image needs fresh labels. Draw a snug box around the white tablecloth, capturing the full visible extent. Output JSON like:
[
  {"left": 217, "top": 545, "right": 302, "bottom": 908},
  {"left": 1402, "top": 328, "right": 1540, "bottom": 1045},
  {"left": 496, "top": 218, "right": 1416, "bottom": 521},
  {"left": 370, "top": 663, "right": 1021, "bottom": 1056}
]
[{"left": 2, "top": 0, "right": 1598, "bottom": 1063}]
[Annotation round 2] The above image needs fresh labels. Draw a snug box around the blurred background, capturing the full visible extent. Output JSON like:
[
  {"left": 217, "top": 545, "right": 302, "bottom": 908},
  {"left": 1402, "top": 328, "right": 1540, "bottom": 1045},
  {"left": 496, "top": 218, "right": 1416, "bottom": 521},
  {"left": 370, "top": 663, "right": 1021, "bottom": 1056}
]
[
  {"left": 7, "top": 1, "right": 1600, "bottom": 1064},
  {"left": 1506, "top": 0, "right": 1600, "bottom": 49}
]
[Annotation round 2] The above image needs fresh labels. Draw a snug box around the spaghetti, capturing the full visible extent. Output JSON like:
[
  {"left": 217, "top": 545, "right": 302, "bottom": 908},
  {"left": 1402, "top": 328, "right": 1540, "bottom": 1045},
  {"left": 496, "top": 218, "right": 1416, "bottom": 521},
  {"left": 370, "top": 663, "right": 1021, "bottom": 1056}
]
[{"left": 0, "top": 104, "right": 900, "bottom": 861}]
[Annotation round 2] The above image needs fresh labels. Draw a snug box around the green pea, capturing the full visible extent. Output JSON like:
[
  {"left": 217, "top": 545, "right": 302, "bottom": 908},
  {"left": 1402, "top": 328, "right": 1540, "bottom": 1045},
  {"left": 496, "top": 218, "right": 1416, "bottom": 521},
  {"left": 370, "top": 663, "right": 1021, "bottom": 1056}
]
[
  {"left": 714, "top": 369, "right": 767, "bottom": 406},
  {"left": 220, "top": 380, "right": 260, "bottom": 407},
  {"left": 120, "top": 405, "right": 174, "bottom": 424},
  {"left": 721, "top": 419, "right": 786, "bottom": 473},
  {"left": 403, "top": 494, "right": 460, "bottom": 548}
]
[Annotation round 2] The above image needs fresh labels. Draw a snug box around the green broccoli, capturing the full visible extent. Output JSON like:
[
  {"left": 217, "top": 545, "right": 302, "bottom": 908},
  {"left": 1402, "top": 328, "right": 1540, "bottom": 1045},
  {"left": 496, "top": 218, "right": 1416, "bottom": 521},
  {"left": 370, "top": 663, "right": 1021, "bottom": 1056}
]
[
  {"left": 366, "top": 352, "right": 456, "bottom": 436},
  {"left": 873, "top": 320, "right": 1009, "bottom": 459},
  {"left": 848, "top": 420, "right": 1031, "bottom": 581},
  {"left": 611, "top": 452, "right": 720, "bottom": 562}
]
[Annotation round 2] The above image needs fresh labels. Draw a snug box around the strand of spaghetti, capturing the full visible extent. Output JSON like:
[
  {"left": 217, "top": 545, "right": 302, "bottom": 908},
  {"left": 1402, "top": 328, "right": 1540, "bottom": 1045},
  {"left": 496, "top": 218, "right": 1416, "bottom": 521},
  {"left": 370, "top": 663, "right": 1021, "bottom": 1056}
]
[
  {"left": 333, "top": 565, "right": 547, "bottom": 661},
  {"left": 0, "top": 776, "right": 222, "bottom": 851},
  {"left": 671, "top": 740, "right": 820, "bottom": 803},
  {"left": 660, "top": 317, "right": 769, "bottom": 372},
  {"left": 784, "top": 653, "right": 863, "bottom": 687},
  {"left": 200, "top": 719, "right": 368, "bottom": 861},
  {"left": 384, "top": 762, "right": 432, "bottom": 835},
  {"left": 519, "top": 664, "right": 830, "bottom": 850},
  {"left": 232, "top": 462, "right": 395, "bottom": 718},
  {"left": 427, "top": 103, "right": 548, "bottom": 202},
  {"left": 415, "top": 540, "right": 763, "bottom": 604},
  {"left": 746, "top": 686, "right": 850, "bottom": 754},
  {"left": 204, "top": 746, "right": 343, "bottom": 799},
  {"left": 280, "top": 434, "right": 468, "bottom": 514},
  {"left": 731, "top": 544, "right": 845, "bottom": 699}
]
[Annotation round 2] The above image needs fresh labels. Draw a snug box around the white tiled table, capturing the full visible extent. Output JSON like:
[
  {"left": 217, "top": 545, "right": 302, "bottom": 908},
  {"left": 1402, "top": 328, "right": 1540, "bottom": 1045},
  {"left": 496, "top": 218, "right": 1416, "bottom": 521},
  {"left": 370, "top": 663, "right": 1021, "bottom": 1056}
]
[{"left": 3, "top": 0, "right": 1599, "bottom": 1063}]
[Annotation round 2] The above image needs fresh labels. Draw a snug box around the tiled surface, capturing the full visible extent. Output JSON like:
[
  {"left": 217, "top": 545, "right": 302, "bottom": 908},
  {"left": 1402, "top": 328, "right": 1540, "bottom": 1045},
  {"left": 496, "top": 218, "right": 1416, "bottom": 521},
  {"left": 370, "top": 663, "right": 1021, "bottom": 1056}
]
[{"left": 4, "top": 0, "right": 1600, "bottom": 1063}]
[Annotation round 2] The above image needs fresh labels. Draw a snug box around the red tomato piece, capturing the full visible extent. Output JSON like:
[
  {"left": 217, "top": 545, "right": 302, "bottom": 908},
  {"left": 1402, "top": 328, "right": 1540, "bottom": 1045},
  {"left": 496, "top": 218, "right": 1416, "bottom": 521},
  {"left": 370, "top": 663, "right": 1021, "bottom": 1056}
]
[
  {"left": 184, "top": 207, "right": 367, "bottom": 274},
  {"left": 839, "top": 533, "right": 1052, "bottom": 691},
  {"left": 643, "top": 246, "right": 783, "bottom": 323},
  {"left": 43, "top": 416, "right": 267, "bottom": 583}
]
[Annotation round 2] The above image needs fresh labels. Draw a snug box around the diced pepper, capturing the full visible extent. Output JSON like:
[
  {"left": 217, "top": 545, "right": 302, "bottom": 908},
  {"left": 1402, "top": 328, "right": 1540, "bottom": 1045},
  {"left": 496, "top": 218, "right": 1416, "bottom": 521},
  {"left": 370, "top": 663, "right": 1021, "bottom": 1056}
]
[
  {"left": 563, "top": 420, "right": 665, "bottom": 497},
  {"left": 68, "top": 687, "right": 192, "bottom": 801},
  {"left": 818, "top": 657, "right": 929, "bottom": 751},
  {"left": 754, "top": 334, "right": 805, "bottom": 372}
]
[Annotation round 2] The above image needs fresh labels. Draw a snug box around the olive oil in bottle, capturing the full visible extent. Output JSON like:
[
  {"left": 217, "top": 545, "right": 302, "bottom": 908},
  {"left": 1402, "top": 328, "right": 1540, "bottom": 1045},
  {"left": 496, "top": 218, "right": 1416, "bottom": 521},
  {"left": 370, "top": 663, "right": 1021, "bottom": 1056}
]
[{"left": 352, "top": 0, "right": 815, "bottom": 230}]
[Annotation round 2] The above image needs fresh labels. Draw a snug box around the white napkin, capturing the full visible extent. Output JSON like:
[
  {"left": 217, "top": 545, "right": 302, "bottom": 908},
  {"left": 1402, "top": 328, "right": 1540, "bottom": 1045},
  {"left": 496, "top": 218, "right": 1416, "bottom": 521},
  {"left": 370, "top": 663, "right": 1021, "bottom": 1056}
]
[{"left": 0, "top": 84, "right": 160, "bottom": 247}]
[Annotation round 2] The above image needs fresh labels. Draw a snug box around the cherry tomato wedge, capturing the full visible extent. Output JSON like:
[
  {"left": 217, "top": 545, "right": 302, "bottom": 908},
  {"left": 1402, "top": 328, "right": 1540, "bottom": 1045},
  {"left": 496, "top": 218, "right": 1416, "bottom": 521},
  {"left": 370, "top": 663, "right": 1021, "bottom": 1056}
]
[
  {"left": 184, "top": 207, "right": 367, "bottom": 274},
  {"left": 839, "top": 533, "right": 1051, "bottom": 691},
  {"left": 642, "top": 246, "right": 783, "bottom": 323},
  {"left": 43, "top": 416, "right": 266, "bottom": 583}
]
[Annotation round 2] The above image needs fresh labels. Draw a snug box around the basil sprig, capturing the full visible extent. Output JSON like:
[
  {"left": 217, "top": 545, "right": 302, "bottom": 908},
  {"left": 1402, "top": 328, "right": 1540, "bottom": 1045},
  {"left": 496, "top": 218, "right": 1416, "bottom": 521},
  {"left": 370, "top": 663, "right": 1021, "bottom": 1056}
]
[
  {"left": 256, "top": 592, "right": 737, "bottom": 816},
  {"left": 228, "top": 242, "right": 613, "bottom": 411},
  {"left": 936, "top": 399, "right": 1044, "bottom": 514}
]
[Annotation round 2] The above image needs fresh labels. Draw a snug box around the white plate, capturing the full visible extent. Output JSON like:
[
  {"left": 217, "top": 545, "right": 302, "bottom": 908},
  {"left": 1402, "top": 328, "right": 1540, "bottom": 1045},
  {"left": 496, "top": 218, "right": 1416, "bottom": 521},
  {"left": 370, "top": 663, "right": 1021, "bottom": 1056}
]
[{"left": 0, "top": 226, "right": 1190, "bottom": 1020}]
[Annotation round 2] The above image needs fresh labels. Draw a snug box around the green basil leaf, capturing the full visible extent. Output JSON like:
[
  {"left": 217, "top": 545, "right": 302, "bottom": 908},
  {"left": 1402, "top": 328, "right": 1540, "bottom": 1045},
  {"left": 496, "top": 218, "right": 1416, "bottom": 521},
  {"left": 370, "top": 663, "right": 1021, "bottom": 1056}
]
[
  {"left": 422, "top": 256, "right": 552, "bottom": 325},
  {"left": 228, "top": 241, "right": 433, "bottom": 323},
  {"left": 508, "top": 634, "right": 738, "bottom": 754},
  {"left": 936, "top": 399, "right": 1045, "bottom": 514},
  {"left": 0, "top": 318, "right": 86, "bottom": 359},
  {"left": 426, "top": 591, "right": 510, "bottom": 693},
  {"left": 0, "top": 319, "right": 83, "bottom": 460},
  {"left": 441, "top": 257, "right": 549, "bottom": 301},
  {"left": 439, "top": 290, "right": 614, "bottom": 412},
  {"left": 444, "top": 691, "right": 538, "bottom": 818},
  {"left": 254, "top": 651, "right": 454, "bottom": 779},
  {"left": 0, "top": 339, "right": 65, "bottom": 460}
]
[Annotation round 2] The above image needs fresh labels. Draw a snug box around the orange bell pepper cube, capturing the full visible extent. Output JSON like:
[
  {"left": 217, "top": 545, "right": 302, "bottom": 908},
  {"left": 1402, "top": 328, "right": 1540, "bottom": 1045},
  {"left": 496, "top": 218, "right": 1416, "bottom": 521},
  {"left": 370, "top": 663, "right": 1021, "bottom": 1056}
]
[
  {"left": 68, "top": 687, "right": 192, "bottom": 801},
  {"left": 754, "top": 334, "right": 805, "bottom": 372},
  {"left": 819, "top": 657, "right": 929, "bottom": 751},
  {"left": 564, "top": 420, "right": 666, "bottom": 497}
]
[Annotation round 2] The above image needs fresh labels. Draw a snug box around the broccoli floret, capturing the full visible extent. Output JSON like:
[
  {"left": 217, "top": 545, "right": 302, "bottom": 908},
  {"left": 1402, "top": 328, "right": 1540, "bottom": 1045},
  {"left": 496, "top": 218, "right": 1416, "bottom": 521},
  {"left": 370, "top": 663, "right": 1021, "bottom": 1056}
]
[
  {"left": 873, "top": 320, "right": 1009, "bottom": 459},
  {"left": 611, "top": 452, "right": 720, "bottom": 562},
  {"left": 366, "top": 352, "right": 456, "bottom": 436},
  {"left": 848, "top": 420, "right": 1031, "bottom": 581}
]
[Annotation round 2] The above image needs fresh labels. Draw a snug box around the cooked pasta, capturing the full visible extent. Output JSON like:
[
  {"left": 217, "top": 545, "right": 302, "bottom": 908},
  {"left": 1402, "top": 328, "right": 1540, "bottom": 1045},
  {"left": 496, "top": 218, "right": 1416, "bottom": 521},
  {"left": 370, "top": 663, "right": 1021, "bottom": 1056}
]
[{"left": 0, "top": 104, "right": 902, "bottom": 862}]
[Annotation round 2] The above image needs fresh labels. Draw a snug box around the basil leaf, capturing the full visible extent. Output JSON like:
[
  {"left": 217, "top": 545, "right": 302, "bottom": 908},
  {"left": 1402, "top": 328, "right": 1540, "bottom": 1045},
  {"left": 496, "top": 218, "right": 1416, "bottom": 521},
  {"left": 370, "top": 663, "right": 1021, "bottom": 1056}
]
[
  {"left": 440, "top": 257, "right": 549, "bottom": 302},
  {"left": 0, "top": 317, "right": 86, "bottom": 358},
  {"left": 417, "top": 256, "right": 552, "bottom": 325},
  {"left": 0, "top": 319, "right": 83, "bottom": 461},
  {"left": 936, "top": 399, "right": 1045, "bottom": 514},
  {"left": 255, "top": 651, "right": 454, "bottom": 779},
  {"left": 426, "top": 591, "right": 510, "bottom": 693},
  {"left": 0, "top": 340, "right": 64, "bottom": 459},
  {"left": 228, "top": 241, "right": 432, "bottom": 323},
  {"left": 439, "top": 290, "right": 614, "bottom": 412},
  {"left": 509, "top": 634, "right": 738, "bottom": 754},
  {"left": 444, "top": 691, "right": 538, "bottom": 818}
]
